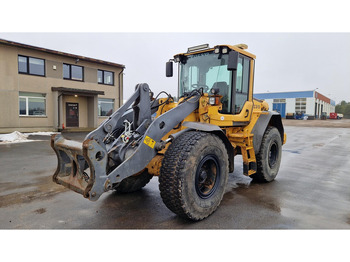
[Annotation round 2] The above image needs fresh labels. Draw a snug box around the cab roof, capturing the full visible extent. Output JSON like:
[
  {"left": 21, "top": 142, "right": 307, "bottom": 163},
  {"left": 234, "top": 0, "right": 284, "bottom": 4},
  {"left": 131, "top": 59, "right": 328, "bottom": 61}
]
[{"left": 174, "top": 44, "right": 256, "bottom": 59}]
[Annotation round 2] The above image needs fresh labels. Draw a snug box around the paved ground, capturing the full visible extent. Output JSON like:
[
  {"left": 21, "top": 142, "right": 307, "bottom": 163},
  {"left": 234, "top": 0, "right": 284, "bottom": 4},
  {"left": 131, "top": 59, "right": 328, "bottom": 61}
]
[
  {"left": 1, "top": 123, "right": 350, "bottom": 229},
  {"left": 283, "top": 118, "right": 350, "bottom": 128}
]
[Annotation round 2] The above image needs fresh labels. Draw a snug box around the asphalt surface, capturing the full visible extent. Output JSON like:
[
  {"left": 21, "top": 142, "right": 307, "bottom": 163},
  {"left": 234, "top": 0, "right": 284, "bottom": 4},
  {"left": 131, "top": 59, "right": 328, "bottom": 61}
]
[{"left": 1, "top": 125, "right": 350, "bottom": 229}]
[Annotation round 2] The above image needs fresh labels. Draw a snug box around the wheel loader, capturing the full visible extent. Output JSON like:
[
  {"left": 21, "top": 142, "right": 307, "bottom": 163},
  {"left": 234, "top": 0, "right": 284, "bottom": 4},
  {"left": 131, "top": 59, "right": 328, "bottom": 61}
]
[{"left": 51, "top": 43, "right": 287, "bottom": 221}]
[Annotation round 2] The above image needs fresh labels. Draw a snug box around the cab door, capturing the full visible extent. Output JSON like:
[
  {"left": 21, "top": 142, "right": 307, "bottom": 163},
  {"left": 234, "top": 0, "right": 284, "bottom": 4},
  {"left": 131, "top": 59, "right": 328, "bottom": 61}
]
[
  {"left": 234, "top": 55, "right": 251, "bottom": 113},
  {"left": 231, "top": 54, "right": 254, "bottom": 123}
]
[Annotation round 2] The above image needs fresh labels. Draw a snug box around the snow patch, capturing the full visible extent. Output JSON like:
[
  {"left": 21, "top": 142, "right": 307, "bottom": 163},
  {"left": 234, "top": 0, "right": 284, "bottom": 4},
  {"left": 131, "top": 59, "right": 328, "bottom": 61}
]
[
  {"left": 26, "top": 131, "right": 59, "bottom": 136},
  {"left": 0, "top": 131, "right": 29, "bottom": 142},
  {"left": 0, "top": 131, "right": 59, "bottom": 144}
]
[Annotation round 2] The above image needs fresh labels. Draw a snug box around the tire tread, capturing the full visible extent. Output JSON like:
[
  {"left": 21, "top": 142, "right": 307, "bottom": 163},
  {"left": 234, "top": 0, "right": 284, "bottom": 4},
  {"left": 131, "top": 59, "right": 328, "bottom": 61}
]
[{"left": 159, "top": 131, "right": 228, "bottom": 220}]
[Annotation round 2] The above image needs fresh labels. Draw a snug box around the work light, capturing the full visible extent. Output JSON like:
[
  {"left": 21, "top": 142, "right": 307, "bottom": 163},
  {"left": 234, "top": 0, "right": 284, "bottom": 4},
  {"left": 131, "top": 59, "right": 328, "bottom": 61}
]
[{"left": 209, "top": 97, "right": 216, "bottom": 105}]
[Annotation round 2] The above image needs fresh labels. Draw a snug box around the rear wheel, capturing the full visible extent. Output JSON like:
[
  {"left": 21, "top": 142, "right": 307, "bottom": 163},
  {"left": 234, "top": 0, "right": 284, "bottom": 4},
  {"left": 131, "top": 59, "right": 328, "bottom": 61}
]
[
  {"left": 159, "top": 131, "right": 229, "bottom": 221},
  {"left": 251, "top": 126, "right": 282, "bottom": 183}
]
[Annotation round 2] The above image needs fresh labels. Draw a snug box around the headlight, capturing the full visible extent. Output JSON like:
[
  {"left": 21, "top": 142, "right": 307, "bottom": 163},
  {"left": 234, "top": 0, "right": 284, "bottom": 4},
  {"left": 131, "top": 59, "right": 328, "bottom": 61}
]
[
  {"left": 209, "top": 97, "right": 216, "bottom": 105},
  {"left": 222, "top": 47, "right": 228, "bottom": 54},
  {"left": 214, "top": 47, "right": 220, "bottom": 54}
]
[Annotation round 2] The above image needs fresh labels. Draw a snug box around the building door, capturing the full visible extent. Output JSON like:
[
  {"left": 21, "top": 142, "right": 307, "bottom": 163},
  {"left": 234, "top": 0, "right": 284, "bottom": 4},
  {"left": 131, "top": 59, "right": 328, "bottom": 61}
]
[
  {"left": 66, "top": 103, "right": 79, "bottom": 127},
  {"left": 273, "top": 103, "right": 286, "bottom": 118},
  {"left": 315, "top": 103, "right": 317, "bottom": 117}
]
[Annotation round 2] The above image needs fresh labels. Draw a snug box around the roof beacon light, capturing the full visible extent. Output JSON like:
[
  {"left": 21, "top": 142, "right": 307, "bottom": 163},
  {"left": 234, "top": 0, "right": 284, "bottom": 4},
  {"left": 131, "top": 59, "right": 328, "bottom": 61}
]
[{"left": 187, "top": 44, "right": 210, "bottom": 53}]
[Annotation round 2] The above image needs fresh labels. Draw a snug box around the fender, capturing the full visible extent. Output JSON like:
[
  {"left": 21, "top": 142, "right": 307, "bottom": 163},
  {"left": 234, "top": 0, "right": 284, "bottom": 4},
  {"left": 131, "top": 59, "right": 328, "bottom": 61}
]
[
  {"left": 251, "top": 111, "right": 284, "bottom": 153},
  {"left": 182, "top": 121, "right": 234, "bottom": 173}
]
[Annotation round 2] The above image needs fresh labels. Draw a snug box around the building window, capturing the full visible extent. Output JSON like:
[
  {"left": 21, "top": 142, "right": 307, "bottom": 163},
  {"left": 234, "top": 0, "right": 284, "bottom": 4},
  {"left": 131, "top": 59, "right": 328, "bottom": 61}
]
[
  {"left": 63, "top": 63, "right": 84, "bottom": 81},
  {"left": 295, "top": 98, "right": 306, "bottom": 113},
  {"left": 98, "top": 70, "right": 114, "bottom": 85},
  {"left": 273, "top": 99, "right": 286, "bottom": 103},
  {"left": 98, "top": 98, "right": 114, "bottom": 116},
  {"left": 19, "top": 92, "right": 46, "bottom": 116},
  {"left": 18, "top": 55, "right": 45, "bottom": 76}
]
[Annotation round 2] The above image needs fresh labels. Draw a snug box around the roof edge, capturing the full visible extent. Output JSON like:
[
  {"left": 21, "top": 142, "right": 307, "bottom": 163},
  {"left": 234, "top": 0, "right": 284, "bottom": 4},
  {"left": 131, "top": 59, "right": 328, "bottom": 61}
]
[
  {"left": 51, "top": 87, "right": 105, "bottom": 96},
  {"left": 0, "top": 38, "right": 125, "bottom": 69}
]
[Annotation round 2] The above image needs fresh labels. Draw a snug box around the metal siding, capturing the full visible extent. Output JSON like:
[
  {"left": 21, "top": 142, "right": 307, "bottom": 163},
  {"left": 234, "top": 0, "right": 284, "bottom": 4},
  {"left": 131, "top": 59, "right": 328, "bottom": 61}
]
[
  {"left": 306, "top": 97, "right": 315, "bottom": 115},
  {"left": 285, "top": 98, "right": 295, "bottom": 113},
  {"left": 272, "top": 103, "right": 286, "bottom": 117},
  {"left": 254, "top": 91, "right": 314, "bottom": 99}
]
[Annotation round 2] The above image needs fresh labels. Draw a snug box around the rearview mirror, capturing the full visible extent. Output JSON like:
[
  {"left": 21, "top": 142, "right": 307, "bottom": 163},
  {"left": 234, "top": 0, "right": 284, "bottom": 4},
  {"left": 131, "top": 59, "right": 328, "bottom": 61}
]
[
  {"left": 166, "top": 61, "right": 173, "bottom": 77},
  {"left": 227, "top": 51, "right": 238, "bottom": 71}
]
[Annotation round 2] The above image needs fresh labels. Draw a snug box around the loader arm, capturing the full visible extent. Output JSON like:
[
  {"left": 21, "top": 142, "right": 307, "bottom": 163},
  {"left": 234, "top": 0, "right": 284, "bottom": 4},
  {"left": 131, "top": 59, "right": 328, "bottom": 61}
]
[
  {"left": 84, "top": 83, "right": 152, "bottom": 152},
  {"left": 51, "top": 83, "right": 200, "bottom": 201}
]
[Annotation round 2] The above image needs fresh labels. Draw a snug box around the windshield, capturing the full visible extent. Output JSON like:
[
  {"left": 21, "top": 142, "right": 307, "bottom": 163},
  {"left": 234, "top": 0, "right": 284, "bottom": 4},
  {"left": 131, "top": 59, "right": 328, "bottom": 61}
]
[{"left": 179, "top": 51, "right": 232, "bottom": 113}]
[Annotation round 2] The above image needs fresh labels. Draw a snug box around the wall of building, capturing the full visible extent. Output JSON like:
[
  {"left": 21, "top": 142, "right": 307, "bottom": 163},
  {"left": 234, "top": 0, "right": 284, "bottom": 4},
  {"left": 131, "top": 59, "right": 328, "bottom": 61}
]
[
  {"left": 254, "top": 91, "right": 314, "bottom": 100},
  {"left": 285, "top": 98, "right": 295, "bottom": 114},
  {"left": 306, "top": 97, "right": 315, "bottom": 115},
  {"left": 254, "top": 91, "right": 335, "bottom": 118},
  {"left": 262, "top": 99, "right": 272, "bottom": 111},
  {"left": 0, "top": 43, "right": 123, "bottom": 133}
]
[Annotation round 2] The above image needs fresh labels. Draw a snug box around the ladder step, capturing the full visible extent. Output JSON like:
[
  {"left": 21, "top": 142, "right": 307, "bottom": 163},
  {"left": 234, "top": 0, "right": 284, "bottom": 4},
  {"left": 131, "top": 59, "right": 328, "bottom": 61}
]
[{"left": 248, "top": 170, "right": 256, "bottom": 176}]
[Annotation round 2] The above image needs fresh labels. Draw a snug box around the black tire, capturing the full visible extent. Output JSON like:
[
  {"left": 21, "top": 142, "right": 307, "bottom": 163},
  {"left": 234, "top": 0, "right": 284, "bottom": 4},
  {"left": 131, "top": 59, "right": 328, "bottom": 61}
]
[
  {"left": 251, "top": 126, "right": 282, "bottom": 183},
  {"left": 159, "top": 131, "right": 229, "bottom": 221},
  {"left": 115, "top": 169, "right": 153, "bottom": 193}
]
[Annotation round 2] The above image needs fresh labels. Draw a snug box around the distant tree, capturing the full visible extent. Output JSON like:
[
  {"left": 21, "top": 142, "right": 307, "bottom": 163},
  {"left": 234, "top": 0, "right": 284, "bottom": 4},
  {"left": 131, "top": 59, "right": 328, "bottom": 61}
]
[
  {"left": 335, "top": 104, "right": 342, "bottom": 113},
  {"left": 336, "top": 100, "right": 345, "bottom": 113},
  {"left": 335, "top": 100, "right": 350, "bottom": 118},
  {"left": 345, "top": 104, "right": 350, "bottom": 116}
]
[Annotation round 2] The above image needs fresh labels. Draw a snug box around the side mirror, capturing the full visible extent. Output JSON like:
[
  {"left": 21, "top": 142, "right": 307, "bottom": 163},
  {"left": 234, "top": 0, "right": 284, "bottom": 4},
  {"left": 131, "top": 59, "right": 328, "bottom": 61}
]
[
  {"left": 166, "top": 61, "right": 173, "bottom": 77},
  {"left": 227, "top": 51, "right": 238, "bottom": 71}
]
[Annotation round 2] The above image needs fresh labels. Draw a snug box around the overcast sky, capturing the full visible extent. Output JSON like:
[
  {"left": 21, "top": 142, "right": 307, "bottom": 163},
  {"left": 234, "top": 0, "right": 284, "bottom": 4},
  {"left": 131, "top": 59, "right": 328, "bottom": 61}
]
[{"left": 1, "top": 32, "right": 349, "bottom": 103}]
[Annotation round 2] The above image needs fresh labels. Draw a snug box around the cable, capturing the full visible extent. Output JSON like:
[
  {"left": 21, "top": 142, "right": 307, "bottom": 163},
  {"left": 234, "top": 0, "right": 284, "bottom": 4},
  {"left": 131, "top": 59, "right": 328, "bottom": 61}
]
[
  {"left": 151, "top": 91, "right": 171, "bottom": 107},
  {"left": 151, "top": 91, "right": 173, "bottom": 110},
  {"left": 178, "top": 88, "right": 202, "bottom": 105}
]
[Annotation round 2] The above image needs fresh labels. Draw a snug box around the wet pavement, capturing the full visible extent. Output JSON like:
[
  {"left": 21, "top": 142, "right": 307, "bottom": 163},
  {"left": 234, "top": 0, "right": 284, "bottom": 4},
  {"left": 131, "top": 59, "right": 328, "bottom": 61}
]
[{"left": 1, "top": 126, "right": 350, "bottom": 229}]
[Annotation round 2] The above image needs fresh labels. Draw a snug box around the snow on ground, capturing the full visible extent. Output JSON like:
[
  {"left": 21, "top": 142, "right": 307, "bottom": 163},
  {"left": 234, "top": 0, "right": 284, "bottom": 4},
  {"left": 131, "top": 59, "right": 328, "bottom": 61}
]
[
  {"left": 26, "top": 131, "right": 59, "bottom": 136},
  {"left": 0, "top": 131, "right": 59, "bottom": 144}
]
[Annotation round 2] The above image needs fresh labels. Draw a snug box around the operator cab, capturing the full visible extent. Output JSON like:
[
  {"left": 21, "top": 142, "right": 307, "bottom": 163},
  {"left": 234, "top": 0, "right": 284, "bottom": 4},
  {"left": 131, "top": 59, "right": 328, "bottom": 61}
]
[{"left": 166, "top": 44, "right": 255, "bottom": 115}]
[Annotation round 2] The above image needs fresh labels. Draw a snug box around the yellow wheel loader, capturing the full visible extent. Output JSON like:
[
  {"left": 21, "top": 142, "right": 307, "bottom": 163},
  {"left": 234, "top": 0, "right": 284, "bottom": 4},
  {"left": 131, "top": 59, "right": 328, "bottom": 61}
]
[{"left": 51, "top": 44, "right": 287, "bottom": 221}]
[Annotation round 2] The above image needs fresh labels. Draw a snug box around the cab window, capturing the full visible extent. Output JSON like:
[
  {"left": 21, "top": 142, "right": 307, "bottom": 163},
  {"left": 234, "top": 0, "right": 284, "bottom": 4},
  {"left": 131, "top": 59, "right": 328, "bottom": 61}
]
[
  {"left": 234, "top": 56, "right": 250, "bottom": 114},
  {"left": 179, "top": 52, "right": 232, "bottom": 113}
]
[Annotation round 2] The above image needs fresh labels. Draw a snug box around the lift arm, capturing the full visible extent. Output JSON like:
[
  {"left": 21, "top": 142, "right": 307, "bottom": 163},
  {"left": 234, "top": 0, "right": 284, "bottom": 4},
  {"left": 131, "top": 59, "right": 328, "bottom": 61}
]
[{"left": 51, "top": 83, "right": 200, "bottom": 201}]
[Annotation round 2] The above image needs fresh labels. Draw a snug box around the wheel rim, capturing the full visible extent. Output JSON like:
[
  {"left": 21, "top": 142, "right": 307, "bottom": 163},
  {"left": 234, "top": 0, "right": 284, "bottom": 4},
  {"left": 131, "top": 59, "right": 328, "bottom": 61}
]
[
  {"left": 195, "top": 155, "right": 220, "bottom": 199},
  {"left": 268, "top": 141, "right": 278, "bottom": 168}
]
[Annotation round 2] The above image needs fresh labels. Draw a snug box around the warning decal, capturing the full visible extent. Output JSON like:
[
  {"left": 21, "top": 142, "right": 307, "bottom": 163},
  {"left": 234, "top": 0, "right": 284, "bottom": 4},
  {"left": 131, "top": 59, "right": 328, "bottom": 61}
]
[{"left": 144, "top": 136, "right": 156, "bottom": 149}]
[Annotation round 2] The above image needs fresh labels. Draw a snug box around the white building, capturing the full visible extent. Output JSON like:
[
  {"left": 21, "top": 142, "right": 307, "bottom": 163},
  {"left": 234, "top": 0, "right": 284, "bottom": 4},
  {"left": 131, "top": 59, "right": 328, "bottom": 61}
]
[{"left": 254, "top": 90, "right": 335, "bottom": 118}]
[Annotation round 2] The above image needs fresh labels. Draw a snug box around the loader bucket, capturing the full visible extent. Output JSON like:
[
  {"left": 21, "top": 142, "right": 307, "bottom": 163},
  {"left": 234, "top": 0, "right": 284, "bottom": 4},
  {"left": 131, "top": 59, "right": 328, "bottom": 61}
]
[{"left": 51, "top": 134, "right": 108, "bottom": 200}]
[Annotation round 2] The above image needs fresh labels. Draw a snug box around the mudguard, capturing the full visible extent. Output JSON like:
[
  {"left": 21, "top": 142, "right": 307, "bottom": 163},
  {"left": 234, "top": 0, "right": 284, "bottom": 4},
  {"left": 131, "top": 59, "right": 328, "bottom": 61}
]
[
  {"left": 182, "top": 121, "right": 234, "bottom": 173},
  {"left": 251, "top": 111, "right": 284, "bottom": 153}
]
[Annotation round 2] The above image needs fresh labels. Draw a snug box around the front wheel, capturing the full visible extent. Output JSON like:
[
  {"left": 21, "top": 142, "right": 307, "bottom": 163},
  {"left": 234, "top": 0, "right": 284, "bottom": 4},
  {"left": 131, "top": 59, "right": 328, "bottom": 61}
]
[
  {"left": 114, "top": 169, "right": 153, "bottom": 193},
  {"left": 159, "top": 131, "right": 229, "bottom": 221},
  {"left": 250, "top": 126, "right": 282, "bottom": 183}
]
